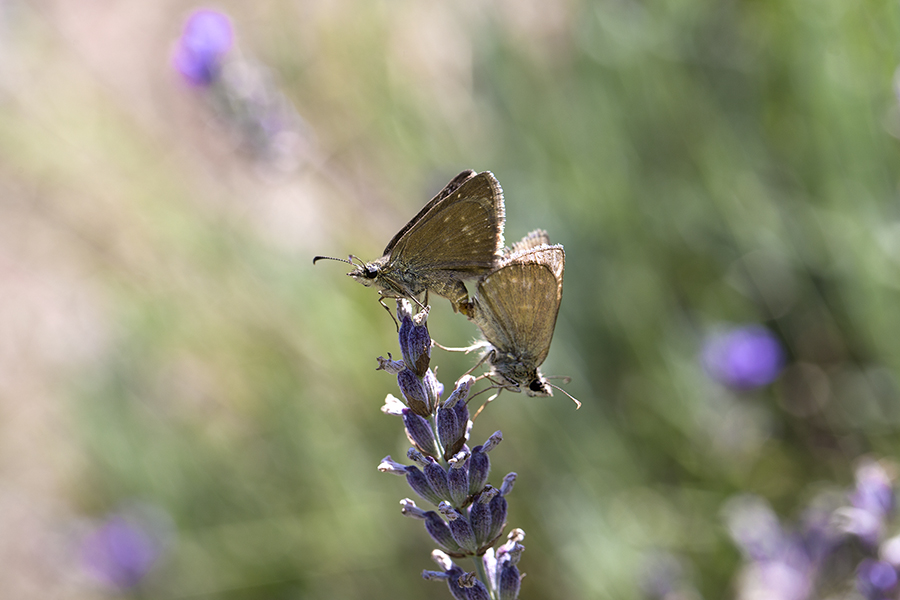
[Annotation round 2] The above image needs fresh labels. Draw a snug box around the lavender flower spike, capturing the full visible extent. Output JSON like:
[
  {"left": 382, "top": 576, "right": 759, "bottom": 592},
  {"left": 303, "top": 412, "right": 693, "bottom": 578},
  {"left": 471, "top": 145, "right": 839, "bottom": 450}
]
[{"left": 375, "top": 299, "right": 530, "bottom": 597}]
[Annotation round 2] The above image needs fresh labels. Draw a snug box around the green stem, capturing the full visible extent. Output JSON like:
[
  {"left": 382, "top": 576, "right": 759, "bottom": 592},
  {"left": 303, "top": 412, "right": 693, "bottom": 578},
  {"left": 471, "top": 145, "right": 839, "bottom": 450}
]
[{"left": 472, "top": 555, "right": 496, "bottom": 600}]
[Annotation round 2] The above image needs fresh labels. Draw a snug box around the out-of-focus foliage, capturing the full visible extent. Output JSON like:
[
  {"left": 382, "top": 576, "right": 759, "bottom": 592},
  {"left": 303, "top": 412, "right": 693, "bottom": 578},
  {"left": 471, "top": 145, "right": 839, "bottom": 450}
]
[{"left": 2, "top": 1, "right": 900, "bottom": 599}]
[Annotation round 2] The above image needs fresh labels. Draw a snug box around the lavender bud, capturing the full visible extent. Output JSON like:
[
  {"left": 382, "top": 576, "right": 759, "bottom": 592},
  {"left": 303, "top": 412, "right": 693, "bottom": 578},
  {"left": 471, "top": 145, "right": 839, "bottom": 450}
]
[
  {"left": 407, "top": 447, "right": 430, "bottom": 468},
  {"left": 446, "top": 566, "right": 472, "bottom": 600},
  {"left": 398, "top": 369, "right": 430, "bottom": 416},
  {"left": 399, "top": 498, "right": 428, "bottom": 519},
  {"left": 482, "top": 431, "right": 503, "bottom": 453},
  {"left": 406, "top": 466, "right": 443, "bottom": 506},
  {"left": 396, "top": 298, "right": 415, "bottom": 323},
  {"left": 500, "top": 541, "right": 524, "bottom": 566},
  {"left": 436, "top": 405, "right": 458, "bottom": 443},
  {"left": 448, "top": 453, "right": 470, "bottom": 506},
  {"left": 488, "top": 494, "right": 508, "bottom": 542},
  {"left": 376, "top": 353, "right": 406, "bottom": 375},
  {"left": 500, "top": 473, "right": 517, "bottom": 497},
  {"left": 447, "top": 400, "right": 472, "bottom": 460},
  {"left": 438, "top": 405, "right": 467, "bottom": 459},
  {"left": 468, "top": 446, "right": 491, "bottom": 495},
  {"left": 443, "top": 376, "right": 474, "bottom": 409},
  {"left": 399, "top": 310, "right": 431, "bottom": 377},
  {"left": 403, "top": 410, "right": 438, "bottom": 457},
  {"left": 423, "top": 511, "right": 461, "bottom": 553},
  {"left": 381, "top": 394, "right": 406, "bottom": 416},
  {"left": 471, "top": 487, "right": 498, "bottom": 546},
  {"left": 423, "top": 570, "right": 450, "bottom": 581},
  {"left": 503, "top": 529, "right": 526, "bottom": 546},
  {"left": 498, "top": 564, "right": 522, "bottom": 600},
  {"left": 377, "top": 456, "right": 408, "bottom": 475},
  {"left": 424, "top": 458, "right": 451, "bottom": 502},
  {"left": 458, "top": 573, "right": 491, "bottom": 600},
  {"left": 423, "top": 369, "right": 443, "bottom": 413},
  {"left": 431, "top": 549, "right": 455, "bottom": 572},
  {"left": 440, "top": 503, "right": 478, "bottom": 554},
  {"left": 454, "top": 398, "right": 470, "bottom": 429}
]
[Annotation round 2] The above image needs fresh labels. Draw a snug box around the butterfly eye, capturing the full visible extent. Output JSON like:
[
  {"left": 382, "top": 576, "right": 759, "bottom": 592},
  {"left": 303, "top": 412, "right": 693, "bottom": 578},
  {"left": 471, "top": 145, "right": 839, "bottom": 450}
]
[
  {"left": 529, "top": 380, "right": 544, "bottom": 393},
  {"left": 365, "top": 266, "right": 379, "bottom": 279}
]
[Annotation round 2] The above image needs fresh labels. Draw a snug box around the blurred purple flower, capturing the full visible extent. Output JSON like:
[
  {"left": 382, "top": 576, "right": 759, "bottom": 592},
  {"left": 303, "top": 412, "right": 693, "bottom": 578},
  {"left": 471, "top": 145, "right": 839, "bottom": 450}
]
[
  {"left": 702, "top": 325, "right": 785, "bottom": 390},
  {"left": 725, "top": 495, "right": 822, "bottom": 600},
  {"left": 173, "top": 9, "right": 234, "bottom": 86},
  {"left": 857, "top": 559, "right": 898, "bottom": 600},
  {"left": 836, "top": 460, "right": 896, "bottom": 545},
  {"left": 80, "top": 507, "right": 171, "bottom": 589},
  {"left": 852, "top": 461, "right": 895, "bottom": 519}
]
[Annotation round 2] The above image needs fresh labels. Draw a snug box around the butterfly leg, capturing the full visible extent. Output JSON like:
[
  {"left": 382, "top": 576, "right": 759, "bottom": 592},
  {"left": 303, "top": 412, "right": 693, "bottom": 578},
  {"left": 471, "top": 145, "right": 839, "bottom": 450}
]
[
  {"left": 456, "top": 348, "right": 495, "bottom": 379},
  {"left": 433, "top": 339, "right": 491, "bottom": 354},
  {"left": 470, "top": 387, "right": 502, "bottom": 421},
  {"left": 378, "top": 294, "right": 400, "bottom": 331}
]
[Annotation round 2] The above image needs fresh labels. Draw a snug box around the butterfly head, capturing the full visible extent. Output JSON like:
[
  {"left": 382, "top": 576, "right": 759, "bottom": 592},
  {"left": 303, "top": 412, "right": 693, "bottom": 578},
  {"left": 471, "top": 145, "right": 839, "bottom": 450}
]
[
  {"left": 491, "top": 355, "right": 552, "bottom": 397},
  {"left": 348, "top": 260, "right": 382, "bottom": 287},
  {"left": 526, "top": 374, "right": 553, "bottom": 397}
]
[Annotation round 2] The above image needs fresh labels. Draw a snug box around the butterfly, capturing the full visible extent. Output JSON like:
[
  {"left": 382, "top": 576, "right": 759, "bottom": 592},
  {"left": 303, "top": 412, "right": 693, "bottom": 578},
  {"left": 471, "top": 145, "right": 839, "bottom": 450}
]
[
  {"left": 315, "top": 170, "right": 505, "bottom": 315},
  {"left": 465, "top": 230, "right": 578, "bottom": 406}
]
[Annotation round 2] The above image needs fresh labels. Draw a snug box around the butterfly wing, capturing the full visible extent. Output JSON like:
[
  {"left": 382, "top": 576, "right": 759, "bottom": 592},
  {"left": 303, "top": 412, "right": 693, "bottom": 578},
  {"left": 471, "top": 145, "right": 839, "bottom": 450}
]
[
  {"left": 384, "top": 171, "right": 505, "bottom": 275},
  {"left": 382, "top": 170, "right": 477, "bottom": 255},
  {"left": 473, "top": 245, "right": 565, "bottom": 368},
  {"left": 504, "top": 229, "right": 551, "bottom": 256}
]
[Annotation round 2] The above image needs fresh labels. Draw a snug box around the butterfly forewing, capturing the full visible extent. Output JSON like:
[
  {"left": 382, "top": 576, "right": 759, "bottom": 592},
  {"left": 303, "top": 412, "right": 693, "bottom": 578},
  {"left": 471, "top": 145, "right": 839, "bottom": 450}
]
[
  {"left": 381, "top": 169, "right": 478, "bottom": 256},
  {"left": 474, "top": 245, "right": 565, "bottom": 367},
  {"left": 387, "top": 172, "right": 505, "bottom": 274}
]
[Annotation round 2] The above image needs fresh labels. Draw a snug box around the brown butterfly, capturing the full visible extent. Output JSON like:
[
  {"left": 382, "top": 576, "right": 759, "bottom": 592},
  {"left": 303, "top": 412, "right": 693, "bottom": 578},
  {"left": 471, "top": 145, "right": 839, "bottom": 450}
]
[
  {"left": 465, "top": 230, "right": 578, "bottom": 405},
  {"left": 314, "top": 170, "right": 505, "bottom": 314}
]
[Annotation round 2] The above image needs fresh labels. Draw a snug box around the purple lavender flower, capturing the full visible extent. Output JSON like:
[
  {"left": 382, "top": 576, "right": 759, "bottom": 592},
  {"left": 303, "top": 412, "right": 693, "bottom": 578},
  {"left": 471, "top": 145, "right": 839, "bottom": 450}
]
[
  {"left": 701, "top": 324, "right": 785, "bottom": 389},
  {"left": 79, "top": 506, "right": 171, "bottom": 589},
  {"left": 172, "top": 9, "right": 234, "bottom": 86}
]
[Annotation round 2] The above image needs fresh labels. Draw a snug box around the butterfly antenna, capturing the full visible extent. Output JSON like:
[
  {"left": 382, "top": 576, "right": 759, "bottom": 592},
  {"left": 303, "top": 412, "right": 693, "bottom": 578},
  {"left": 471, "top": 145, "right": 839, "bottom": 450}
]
[
  {"left": 312, "top": 255, "right": 355, "bottom": 266},
  {"left": 548, "top": 382, "right": 581, "bottom": 409},
  {"left": 546, "top": 375, "right": 572, "bottom": 384}
]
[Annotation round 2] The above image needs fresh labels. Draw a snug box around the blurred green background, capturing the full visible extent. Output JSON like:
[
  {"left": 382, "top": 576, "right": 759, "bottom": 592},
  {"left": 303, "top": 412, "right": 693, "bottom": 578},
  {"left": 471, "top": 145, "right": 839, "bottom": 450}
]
[{"left": 3, "top": 0, "right": 900, "bottom": 598}]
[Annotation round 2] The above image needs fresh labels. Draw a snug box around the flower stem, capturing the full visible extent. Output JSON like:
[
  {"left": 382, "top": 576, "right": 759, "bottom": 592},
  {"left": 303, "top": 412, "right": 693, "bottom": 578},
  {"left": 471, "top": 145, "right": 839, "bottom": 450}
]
[{"left": 472, "top": 555, "right": 495, "bottom": 600}]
